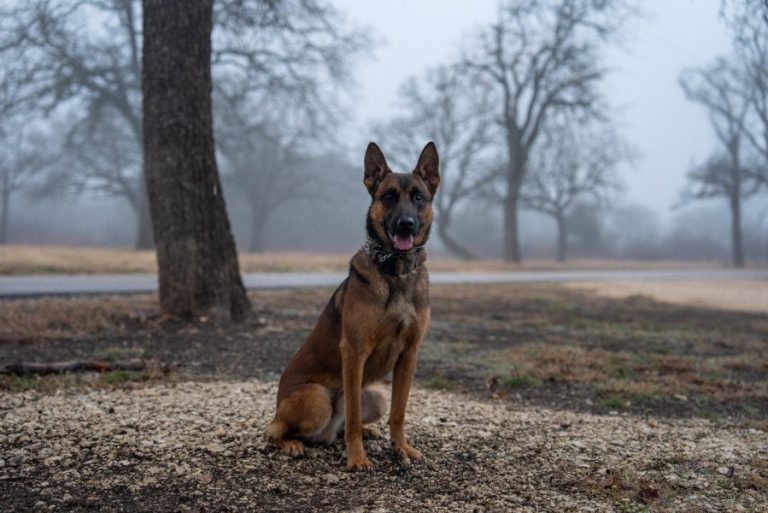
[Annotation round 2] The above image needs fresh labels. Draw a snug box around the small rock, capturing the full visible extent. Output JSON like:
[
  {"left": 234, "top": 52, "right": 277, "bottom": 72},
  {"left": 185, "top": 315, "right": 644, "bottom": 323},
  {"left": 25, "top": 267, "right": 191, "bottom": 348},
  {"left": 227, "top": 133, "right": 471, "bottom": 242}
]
[
  {"left": 205, "top": 442, "right": 225, "bottom": 454},
  {"left": 322, "top": 473, "right": 340, "bottom": 484},
  {"left": 717, "top": 466, "right": 734, "bottom": 477},
  {"left": 673, "top": 394, "right": 688, "bottom": 402},
  {"left": 62, "top": 493, "right": 73, "bottom": 502}
]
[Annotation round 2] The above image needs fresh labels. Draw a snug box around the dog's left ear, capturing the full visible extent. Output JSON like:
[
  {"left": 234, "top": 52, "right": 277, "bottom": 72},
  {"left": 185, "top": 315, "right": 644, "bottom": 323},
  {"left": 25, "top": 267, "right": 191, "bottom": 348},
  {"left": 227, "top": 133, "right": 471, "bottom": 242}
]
[{"left": 414, "top": 142, "right": 440, "bottom": 195}]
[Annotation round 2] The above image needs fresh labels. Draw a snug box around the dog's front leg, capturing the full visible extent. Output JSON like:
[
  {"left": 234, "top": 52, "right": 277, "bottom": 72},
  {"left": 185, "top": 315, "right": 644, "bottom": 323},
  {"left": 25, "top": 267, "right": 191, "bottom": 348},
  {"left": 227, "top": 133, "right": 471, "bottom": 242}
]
[
  {"left": 341, "top": 335, "right": 372, "bottom": 471},
  {"left": 389, "top": 346, "right": 422, "bottom": 462}
]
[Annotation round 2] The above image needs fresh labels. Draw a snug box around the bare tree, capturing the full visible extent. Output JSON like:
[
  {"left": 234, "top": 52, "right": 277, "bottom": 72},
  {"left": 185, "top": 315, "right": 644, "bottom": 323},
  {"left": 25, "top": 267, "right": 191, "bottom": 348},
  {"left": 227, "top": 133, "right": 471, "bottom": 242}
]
[
  {"left": 0, "top": 125, "right": 52, "bottom": 244},
  {"left": 142, "top": 0, "right": 249, "bottom": 322},
  {"left": 732, "top": 5, "right": 768, "bottom": 190},
  {"left": 462, "top": 0, "right": 634, "bottom": 262},
  {"left": 680, "top": 58, "right": 757, "bottom": 267},
  {"left": 522, "top": 117, "right": 624, "bottom": 262},
  {"left": 215, "top": 87, "right": 310, "bottom": 252},
  {"left": 0, "top": 0, "right": 151, "bottom": 248},
  {"left": 373, "top": 66, "right": 498, "bottom": 260},
  {"left": 0, "top": 0, "right": 369, "bottom": 250}
]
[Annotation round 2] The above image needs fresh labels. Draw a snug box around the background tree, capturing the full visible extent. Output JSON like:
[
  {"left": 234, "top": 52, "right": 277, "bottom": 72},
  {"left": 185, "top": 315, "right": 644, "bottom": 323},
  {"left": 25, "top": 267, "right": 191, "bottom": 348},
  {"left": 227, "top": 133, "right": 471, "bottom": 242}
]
[
  {"left": 373, "top": 65, "right": 498, "bottom": 260},
  {"left": 0, "top": 0, "right": 368, "bottom": 251},
  {"left": 142, "top": 0, "right": 249, "bottom": 321},
  {"left": 215, "top": 87, "right": 309, "bottom": 252},
  {"left": 521, "top": 116, "right": 624, "bottom": 262},
  {"left": 0, "top": 123, "right": 52, "bottom": 244},
  {"left": 680, "top": 58, "right": 756, "bottom": 267},
  {"left": 462, "top": 0, "right": 634, "bottom": 262},
  {"left": 0, "top": 0, "right": 152, "bottom": 248}
]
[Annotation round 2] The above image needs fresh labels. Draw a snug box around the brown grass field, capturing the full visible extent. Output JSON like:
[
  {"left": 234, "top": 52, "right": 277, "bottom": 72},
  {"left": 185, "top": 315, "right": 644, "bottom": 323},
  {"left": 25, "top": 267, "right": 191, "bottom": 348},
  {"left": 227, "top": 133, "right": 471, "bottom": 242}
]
[{"left": 0, "top": 244, "right": 724, "bottom": 275}]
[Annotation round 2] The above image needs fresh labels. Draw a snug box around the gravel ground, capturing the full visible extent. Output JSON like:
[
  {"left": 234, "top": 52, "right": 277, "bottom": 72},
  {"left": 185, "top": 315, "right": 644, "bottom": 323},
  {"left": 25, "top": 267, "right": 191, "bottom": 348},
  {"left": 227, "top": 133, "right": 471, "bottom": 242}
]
[{"left": 2, "top": 380, "right": 766, "bottom": 512}]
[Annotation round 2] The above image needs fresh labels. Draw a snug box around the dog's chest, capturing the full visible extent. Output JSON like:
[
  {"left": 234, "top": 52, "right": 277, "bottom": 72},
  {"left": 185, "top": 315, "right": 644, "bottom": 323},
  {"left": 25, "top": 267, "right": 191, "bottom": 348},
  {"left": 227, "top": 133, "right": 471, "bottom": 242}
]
[{"left": 363, "top": 290, "right": 421, "bottom": 382}]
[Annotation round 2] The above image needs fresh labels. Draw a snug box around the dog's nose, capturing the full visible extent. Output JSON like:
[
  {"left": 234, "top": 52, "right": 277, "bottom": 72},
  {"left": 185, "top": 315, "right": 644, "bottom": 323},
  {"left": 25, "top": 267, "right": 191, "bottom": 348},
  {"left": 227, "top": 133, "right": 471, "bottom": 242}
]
[{"left": 397, "top": 216, "right": 415, "bottom": 231}]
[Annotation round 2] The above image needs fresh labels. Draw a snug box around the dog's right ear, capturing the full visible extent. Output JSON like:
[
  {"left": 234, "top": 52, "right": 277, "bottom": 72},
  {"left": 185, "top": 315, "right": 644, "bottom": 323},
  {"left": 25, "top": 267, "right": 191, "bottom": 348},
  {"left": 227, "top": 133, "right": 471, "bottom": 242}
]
[{"left": 363, "top": 142, "right": 391, "bottom": 194}]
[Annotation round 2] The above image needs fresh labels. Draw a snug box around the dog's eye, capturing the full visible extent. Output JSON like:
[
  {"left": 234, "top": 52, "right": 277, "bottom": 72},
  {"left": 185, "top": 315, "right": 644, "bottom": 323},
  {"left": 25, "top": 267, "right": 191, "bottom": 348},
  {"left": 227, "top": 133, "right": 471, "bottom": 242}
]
[
  {"left": 413, "top": 191, "right": 425, "bottom": 203},
  {"left": 381, "top": 191, "right": 398, "bottom": 205}
]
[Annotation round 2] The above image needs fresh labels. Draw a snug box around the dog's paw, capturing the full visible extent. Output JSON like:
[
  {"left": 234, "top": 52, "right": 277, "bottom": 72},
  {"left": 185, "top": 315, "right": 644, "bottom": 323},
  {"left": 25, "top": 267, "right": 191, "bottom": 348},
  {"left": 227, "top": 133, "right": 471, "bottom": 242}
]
[
  {"left": 278, "top": 438, "right": 305, "bottom": 457},
  {"left": 362, "top": 426, "right": 383, "bottom": 440},
  {"left": 392, "top": 443, "right": 423, "bottom": 463},
  {"left": 346, "top": 453, "right": 373, "bottom": 472}
]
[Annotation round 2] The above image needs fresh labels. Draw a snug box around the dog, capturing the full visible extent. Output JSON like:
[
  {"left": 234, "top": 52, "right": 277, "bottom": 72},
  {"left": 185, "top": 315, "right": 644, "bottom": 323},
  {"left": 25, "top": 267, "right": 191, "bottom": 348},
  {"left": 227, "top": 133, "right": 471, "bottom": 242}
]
[{"left": 266, "top": 141, "right": 440, "bottom": 471}]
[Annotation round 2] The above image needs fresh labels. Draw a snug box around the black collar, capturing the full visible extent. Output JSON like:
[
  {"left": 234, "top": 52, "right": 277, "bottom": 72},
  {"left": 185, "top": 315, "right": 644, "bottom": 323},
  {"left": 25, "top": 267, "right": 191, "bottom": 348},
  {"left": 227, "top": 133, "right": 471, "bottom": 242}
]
[{"left": 363, "top": 236, "right": 424, "bottom": 276}]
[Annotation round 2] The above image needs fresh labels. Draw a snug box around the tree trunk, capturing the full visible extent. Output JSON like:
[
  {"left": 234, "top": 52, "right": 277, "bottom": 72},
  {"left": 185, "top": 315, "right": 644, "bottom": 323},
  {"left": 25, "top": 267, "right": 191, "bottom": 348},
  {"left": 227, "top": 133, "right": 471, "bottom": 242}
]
[
  {"left": 134, "top": 181, "right": 155, "bottom": 249},
  {"left": 730, "top": 193, "right": 744, "bottom": 267},
  {"left": 142, "top": 0, "right": 250, "bottom": 321},
  {"left": 555, "top": 212, "right": 567, "bottom": 263},
  {"left": 0, "top": 172, "right": 9, "bottom": 244},
  {"left": 437, "top": 217, "right": 476, "bottom": 260},
  {"left": 503, "top": 156, "right": 523, "bottom": 263}
]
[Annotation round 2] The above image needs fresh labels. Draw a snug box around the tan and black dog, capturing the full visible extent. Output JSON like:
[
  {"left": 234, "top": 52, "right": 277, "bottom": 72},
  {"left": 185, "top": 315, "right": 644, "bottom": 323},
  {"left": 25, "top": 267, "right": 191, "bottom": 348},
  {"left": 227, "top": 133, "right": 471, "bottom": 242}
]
[{"left": 266, "top": 141, "right": 440, "bottom": 471}]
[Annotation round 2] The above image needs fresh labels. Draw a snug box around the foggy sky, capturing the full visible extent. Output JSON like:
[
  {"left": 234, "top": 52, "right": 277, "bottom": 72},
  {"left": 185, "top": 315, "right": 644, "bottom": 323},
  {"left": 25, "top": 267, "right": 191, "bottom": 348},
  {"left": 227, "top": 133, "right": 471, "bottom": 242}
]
[{"left": 333, "top": 0, "right": 733, "bottom": 223}]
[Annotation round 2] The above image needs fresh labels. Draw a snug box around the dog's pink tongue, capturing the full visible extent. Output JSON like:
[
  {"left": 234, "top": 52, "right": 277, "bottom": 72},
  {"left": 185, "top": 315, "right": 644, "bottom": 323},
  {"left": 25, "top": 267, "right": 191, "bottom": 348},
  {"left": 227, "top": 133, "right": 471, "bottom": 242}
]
[{"left": 394, "top": 234, "right": 414, "bottom": 251}]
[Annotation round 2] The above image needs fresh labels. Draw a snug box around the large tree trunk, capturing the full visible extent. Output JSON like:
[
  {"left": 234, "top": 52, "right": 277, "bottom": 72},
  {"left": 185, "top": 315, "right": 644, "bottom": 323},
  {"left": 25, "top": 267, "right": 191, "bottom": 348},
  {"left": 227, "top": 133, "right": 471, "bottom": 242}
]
[
  {"left": 730, "top": 193, "right": 744, "bottom": 268},
  {"left": 142, "top": 0, "right": 250, "bottom": 321},
  {"left": 555, "top": 212, "right": 567, "bottom": 263}
]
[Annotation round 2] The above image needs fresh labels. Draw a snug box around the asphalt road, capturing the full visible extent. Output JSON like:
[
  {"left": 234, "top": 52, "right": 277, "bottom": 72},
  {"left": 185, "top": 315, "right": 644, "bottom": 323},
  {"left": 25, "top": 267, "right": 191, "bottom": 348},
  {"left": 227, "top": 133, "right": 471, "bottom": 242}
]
[{"left": 0, "top": 269, "right": 766, "bottom": 297}]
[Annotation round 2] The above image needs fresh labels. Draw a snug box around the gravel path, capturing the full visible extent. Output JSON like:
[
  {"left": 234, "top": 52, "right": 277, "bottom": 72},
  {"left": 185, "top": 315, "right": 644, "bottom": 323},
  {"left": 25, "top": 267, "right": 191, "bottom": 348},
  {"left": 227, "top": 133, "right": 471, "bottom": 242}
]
[{"left": 2, "top": 380, "right": 766, "bottom": 512}]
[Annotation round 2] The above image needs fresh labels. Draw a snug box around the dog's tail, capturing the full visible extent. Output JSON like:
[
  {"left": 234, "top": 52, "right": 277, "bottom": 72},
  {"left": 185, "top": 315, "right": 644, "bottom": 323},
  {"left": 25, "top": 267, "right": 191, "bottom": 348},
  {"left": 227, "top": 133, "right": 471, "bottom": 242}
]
[{"left": 265, "top": 419, "right": 287, "bottom": 440}]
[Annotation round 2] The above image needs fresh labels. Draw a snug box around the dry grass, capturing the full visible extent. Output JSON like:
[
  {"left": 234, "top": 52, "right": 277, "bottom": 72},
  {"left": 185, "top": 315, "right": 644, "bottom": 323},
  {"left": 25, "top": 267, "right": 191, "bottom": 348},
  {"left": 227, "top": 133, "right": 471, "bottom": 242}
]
[
  {"left": 0, "top": 244, "right": 722, "bottom": 275},
  {"left": 566, "top": 279, "right": 768, "bottom": 314},
  {"left": 2, "top": 282, "right": 766, "bottom": 423}
]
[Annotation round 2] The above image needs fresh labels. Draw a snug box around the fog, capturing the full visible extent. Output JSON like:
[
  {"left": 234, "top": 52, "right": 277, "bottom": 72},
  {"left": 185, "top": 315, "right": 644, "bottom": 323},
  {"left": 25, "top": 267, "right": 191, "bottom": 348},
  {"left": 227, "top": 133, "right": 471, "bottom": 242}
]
[{"left": 1, "top": 0, "right": 766, "bottom": 264}]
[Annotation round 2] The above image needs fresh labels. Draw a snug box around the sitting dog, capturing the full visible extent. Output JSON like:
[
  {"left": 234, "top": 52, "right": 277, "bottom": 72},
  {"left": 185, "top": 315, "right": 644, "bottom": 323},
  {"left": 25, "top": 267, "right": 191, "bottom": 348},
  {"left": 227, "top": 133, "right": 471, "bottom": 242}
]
[{"left": 267, "top": 142, "right": 440, "bottom": 471}]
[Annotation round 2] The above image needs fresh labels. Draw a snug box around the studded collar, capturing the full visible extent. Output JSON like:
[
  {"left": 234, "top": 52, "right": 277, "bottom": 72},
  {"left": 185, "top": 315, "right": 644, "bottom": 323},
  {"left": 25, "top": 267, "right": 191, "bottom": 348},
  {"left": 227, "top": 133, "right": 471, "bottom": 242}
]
[{"left": 363, "top": 236, "right": 424, "bottom": 276}]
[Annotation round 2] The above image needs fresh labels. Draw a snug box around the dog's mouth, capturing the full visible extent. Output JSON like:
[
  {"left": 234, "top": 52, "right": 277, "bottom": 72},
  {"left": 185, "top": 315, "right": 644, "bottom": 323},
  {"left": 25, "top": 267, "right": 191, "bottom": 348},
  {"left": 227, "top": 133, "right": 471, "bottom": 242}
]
[{"left": 390, "top": 232, "right": 415, "bottom": 251}]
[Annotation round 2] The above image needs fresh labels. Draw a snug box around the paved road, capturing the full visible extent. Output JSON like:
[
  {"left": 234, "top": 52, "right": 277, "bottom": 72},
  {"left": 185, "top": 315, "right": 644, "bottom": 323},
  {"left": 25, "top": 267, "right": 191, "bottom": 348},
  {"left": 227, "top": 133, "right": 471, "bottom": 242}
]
[{"left": 0, "top": 269, "right": 766, "bottom": 297}]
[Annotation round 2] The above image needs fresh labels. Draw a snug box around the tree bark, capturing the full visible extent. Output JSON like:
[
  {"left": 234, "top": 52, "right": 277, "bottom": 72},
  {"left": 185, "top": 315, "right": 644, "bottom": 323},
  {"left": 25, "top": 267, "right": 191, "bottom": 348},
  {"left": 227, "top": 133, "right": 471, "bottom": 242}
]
[
  {"left": 503, "top": 150, "right": 525, "bottom": 263},
  {"left": 556, "top": 212, "right": 567, "bottom": 263},
  {"left": 142, "top": 0, "right": 250, "bottom": 321},
  {"left": 730, "top": 193, "right": 744, "bottom": 267}
]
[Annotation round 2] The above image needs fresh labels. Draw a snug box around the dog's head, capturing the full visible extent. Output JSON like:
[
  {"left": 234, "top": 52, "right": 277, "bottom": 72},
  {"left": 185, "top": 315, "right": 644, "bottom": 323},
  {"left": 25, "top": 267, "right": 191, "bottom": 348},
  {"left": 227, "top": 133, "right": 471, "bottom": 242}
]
[{"left": 363, "top": 142, "right": 440, "bottom": 252}]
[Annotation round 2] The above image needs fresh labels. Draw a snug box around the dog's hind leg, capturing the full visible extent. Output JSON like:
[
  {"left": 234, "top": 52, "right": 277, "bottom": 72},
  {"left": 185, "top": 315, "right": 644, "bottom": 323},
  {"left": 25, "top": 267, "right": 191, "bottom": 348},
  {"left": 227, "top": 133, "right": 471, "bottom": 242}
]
[
  {"left": 361, "top": 385, "right": 387, "bottom": 439},
  {"left": 266, "top": 384, "right": 333, "bottom": 456},
  {"left": 313, "top": 385, "right": 388, "bottom": 444}
]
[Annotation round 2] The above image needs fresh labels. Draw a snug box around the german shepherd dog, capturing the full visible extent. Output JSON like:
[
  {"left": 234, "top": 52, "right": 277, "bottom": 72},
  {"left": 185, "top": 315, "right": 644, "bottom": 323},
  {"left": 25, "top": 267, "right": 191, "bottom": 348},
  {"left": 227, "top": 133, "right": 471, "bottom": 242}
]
[{"left": 267, "top": 142, "right": 440, "bottom": 471}]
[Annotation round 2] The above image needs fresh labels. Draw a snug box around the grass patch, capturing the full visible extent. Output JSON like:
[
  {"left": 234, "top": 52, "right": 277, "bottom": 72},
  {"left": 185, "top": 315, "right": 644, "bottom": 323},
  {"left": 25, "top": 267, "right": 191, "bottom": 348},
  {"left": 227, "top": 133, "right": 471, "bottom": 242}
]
[
  {"left": 422, "top": 375, "right": 459, "bottom": 391},
  {"left": 602, "top": 395, "right": 628, "bottom": 410},
  {"left": 101, "top": 370, "right": 141, "bottom": 385},
  {"left": 501, "top": 373, "right": 539, "bottom": 388},
  {"left": 8, "top": 374, "right": 36, "bottom": 392}
]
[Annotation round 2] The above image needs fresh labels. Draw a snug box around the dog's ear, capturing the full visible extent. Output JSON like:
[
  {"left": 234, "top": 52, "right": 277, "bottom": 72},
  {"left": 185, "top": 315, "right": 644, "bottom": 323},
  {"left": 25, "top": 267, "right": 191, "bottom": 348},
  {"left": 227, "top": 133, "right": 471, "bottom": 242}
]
[
  {"left": 414, "top": 141, "right": 440, "bottom": 195},
  {"left": 363, "top": 142, "right": 391, "bottom": 194}
]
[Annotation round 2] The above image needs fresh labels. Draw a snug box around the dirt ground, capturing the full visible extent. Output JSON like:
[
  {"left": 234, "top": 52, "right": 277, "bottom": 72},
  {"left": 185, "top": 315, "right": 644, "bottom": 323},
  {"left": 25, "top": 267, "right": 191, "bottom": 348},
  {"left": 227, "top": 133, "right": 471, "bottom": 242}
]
[{"left": 1, "top": 282, "right": 767, "bottom": 512}]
